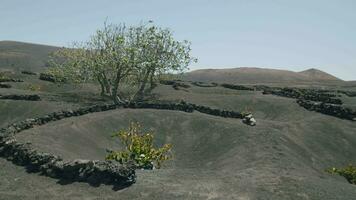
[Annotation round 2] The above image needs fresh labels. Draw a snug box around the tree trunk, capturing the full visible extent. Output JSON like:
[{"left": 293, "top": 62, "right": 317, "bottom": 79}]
[
  {"left": 97, "top": 77, "right": 106, "bottom": 96},
  {"left": 110, "top": 68, "right": 125, "bottom": 104},
  {"left": 111, "top": 87, "right": 123, "bottom": 104},
  {"left": 100, "top": 83, "right": 105, "bottom": 96},
  {"left": 134, "top": 69, "right": 151, "bottom": 101},
  {"left": 102, "top": 74, "right": 111, "bottom": 94},
  {"left": 149, "top": 70, "right": 156, "bottom": 90}
]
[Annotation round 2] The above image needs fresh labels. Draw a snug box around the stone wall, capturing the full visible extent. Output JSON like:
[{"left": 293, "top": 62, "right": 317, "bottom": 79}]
[
  {"left": 0, "top": 94, "right": 41, "bottom": 101},
  {"left": 0, "top": 102, "right": 243, "bottom": 140},
  {"left": 338, "top": 90, "right": 356, "bottom": 97},
  {"left": 159, "top": 80, "right": 191, "bottom": 90},
  {"left": 159, "top": 80, "right": 176, "bottom": 85},
  {"left": 0, "top": 83, "right": 11, "bottom": 88},
  {"left": 0, "top": 100, "right": 247, "bottom": 188},
  {"left": 39, "top": 73, "right": 56, "bottom": 82},
  {"left": 21, "top": 70, "right": 37, "bottom": 75},
  {"left": 126, "top": 101, "right": 243, "bottom": 119},
  {"left": 297, "top": 99, "right": 356, "bottom": 121},
  {"left": 191, "top": 82, "right": 218, "bottom": 88},
  {"left": 0, "top": 139, "right": 136, "bottom": 186},
  {"left": 0, "top": 102, "right": 245, "bottom": 139},
  {"left": 0, "top": 78, "right": 23, "bottom": 83},
  {"left": 0, "top": 103, "right": 138, "bottom": 187},
  {"left": 220, "top": 83, "right": 254, "bottom": 91},
  {"left": 264, "top": 88, "right": 343, "bottom": 105}
]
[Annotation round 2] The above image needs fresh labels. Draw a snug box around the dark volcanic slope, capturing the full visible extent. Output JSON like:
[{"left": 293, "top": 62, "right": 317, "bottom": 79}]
[
  {"left": 1, "top": 64, "right": 356, "bottom": 199},
  {"left": 0, "top": 41, "right": 59, "bottom": 72},
  {"left": 0, "top": 79, "right": 354, "bottom": 199},
  {"left": 183, "top": 67, "right": 343, "bottom": 85},
  {"left": 14, "top": 106, "right": 356, "bottom": 199}
]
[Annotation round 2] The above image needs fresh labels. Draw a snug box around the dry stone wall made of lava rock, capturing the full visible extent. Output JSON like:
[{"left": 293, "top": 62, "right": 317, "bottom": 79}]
[
  {"left": 263, "top": 88, "right": 343, "bottom": 105},
  {"left": 0, "top": 78, "right": 23, "bottom": 83},
  {"left": 337, "top": 90, "right": 356, "bottom": 97},
  {"left": 39, "top": 73, "right": 56, "bottom": 82},
  {"left": 220, "top": 83, "right": 255, "bottom": 91},
  {"left": 159, "top": 80, "right": 191, "bottom": 90},
  {"left": 191, "top": 82, "right": 218, "bottom": 88},
  {"left": 0, "top": 94, "right": 41, "bottom": 101},
  {"left": 0, "top": 101, "right": 246, "bottom": 187},
  {"left": 21, "top": 70, "right": 37, "bottom": 75},
  {"left": 0, "top": 139, "right": 136, "bottom": 187},
  {"left": 297, "top": 99, "right": 356, "bottom": 121},
  {"left": 0, "top": 83, "right": 11, "bottom": 88}
]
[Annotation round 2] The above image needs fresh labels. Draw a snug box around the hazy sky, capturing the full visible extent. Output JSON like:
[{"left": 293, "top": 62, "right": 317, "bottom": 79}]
[{"left": 1, "top": 0, "right": 356, "bottom": 80}]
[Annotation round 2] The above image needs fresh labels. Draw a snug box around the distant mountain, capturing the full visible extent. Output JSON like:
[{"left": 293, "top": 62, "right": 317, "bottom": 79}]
[
  {"left": 299, "top": 68, "right": 341, "bottom": 81},
  {"left": 183, "top": 67, "right": 343, "bottom": 85},
  {"left": 0, "top": 41, "right": 348, "bottom": 85},
  {"left": 0, "top": 41, "right": 60, "bottom": 72}
]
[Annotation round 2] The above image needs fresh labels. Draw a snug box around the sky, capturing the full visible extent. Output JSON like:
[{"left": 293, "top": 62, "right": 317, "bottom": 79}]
[{"left": 1, "top": 0, "right": 356, "bottom": 80}]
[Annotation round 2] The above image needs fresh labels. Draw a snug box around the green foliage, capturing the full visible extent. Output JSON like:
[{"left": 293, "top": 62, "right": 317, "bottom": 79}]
[
  {"left": 47, "top": 21, "right": 197, "bottom": 103},
  {"left": 106, "top": 122, "right": 172, "bottom": 169},
  {"left": 326, "top": 164, "right": 356, "bottom": 184}
]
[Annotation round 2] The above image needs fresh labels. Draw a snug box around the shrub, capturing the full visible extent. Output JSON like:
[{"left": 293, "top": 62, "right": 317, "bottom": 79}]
[
  {"left": 106, "top": 122, "right": 172, "bottom": 169},
  {"left": 326, "top": 164, "right": 356, "bottom": 184}
]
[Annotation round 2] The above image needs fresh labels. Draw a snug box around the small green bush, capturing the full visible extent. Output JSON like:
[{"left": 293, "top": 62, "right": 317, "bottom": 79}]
[
  {"left": 326, "top": 164, "right": 356, "bottom": 184},
  {"left": 106, "top": 122, "right": 172, "bottom": 169}
]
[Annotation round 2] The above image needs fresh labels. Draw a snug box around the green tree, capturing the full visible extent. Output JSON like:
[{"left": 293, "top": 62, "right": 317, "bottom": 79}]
[{"left": 48, "top": 21, "right": 196, "bottom": 103}]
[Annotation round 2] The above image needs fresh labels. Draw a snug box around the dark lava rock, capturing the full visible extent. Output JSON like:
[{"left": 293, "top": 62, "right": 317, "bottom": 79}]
[
  {"left": 220, "top": 83, "right": 254, "bottom": 91},
  {"left": 21, "top": 70, "right": 37, "bottom": 75},
  {"left": 297, "top": 99, "right": 356, "bottom": 121},
  {"left": 39, "top": 73, "right": 56, "bottom": 82},
  {"left": 0, "top": 94, "right": 41, "bottom": 101},
  {"left": 0, "top": 138, "right": 135, "bottom": 187},
  {"left": 265, "top": 87, "right": 343, "bottom": 105},
  {"left": 191, "top": 82, "right": 218, "bottom": 87},
  {"left": 0, "top": 78, "right": 23, "bottom": 83},
  {"left": 338, "top": 90, "right": 356, "bottom": 97},
  {"left": 159, "top": 80, "right": 191, "bottom": 90},
  {"left": 0, "top": 83, "right": 11, "bottom": 88}
]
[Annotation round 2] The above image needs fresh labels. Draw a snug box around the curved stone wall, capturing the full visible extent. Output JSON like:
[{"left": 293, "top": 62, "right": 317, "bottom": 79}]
[
  {"left": 0, "top": 139, "right": 136, "bottom": 187},
  {"left": 0, "top": 100, "right": 246, "bottom": 187},
  {"left": 159, "top": 80, "right": 191, "bottom": 90}
]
